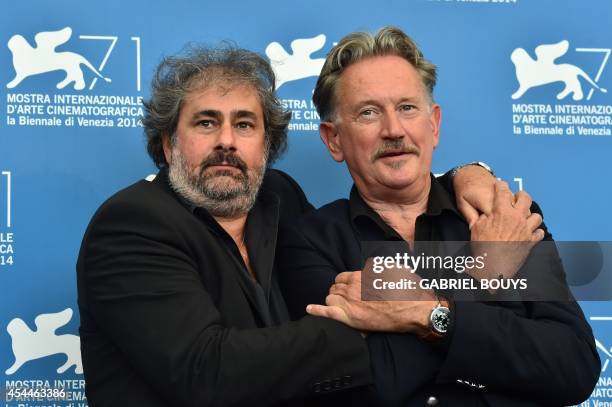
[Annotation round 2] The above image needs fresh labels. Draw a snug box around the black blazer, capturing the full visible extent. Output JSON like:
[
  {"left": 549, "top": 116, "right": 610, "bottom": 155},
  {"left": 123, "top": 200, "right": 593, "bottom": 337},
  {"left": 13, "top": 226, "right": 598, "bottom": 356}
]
[{"left": 76, "top": 169, "right": 372, "bottom": 406}]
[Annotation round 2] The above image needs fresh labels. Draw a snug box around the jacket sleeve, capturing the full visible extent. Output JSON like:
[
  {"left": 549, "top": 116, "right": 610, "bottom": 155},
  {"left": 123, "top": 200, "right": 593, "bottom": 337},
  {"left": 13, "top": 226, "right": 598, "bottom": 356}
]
[
  {"left": 77, "top": 197, "right": 372, "bottom": 407},
  {"left": 435, "top": 202, "right": 600, "bottom": 406}
]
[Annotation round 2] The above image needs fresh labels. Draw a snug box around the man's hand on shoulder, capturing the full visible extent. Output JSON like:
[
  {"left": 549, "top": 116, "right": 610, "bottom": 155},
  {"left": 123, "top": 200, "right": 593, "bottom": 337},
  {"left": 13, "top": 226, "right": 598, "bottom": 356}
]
[{"left": 469, "top": 181, "right": 545, "bottom": 281}]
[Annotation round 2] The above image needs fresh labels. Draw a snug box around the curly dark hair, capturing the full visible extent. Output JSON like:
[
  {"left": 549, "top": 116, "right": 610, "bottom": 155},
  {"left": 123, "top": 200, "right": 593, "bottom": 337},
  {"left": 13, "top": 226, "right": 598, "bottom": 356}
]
[{"left": 142, "top": 45, "right": 291, "bottom": 168}]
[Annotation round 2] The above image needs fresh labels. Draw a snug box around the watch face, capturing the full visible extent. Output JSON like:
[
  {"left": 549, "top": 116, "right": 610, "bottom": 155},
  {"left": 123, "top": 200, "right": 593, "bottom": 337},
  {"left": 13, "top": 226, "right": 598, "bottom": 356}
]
[{"left": 431, "top": 306, "right": 450, "bottom": 334}]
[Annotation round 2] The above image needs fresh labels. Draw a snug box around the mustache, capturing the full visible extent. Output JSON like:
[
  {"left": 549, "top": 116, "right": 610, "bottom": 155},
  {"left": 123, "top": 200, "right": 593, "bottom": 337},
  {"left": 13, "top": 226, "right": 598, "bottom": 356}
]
[
  {"left": 371, "top": 140, "right": 420, "bottom": 162},
  {"left": 199, "top": 150, "right": 248, "bottom": 176}
]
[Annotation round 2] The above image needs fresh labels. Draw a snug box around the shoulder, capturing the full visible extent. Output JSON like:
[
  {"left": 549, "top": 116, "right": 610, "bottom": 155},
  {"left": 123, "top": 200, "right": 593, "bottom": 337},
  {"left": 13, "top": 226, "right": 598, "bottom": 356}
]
[
  {"left": 281, "top": 198, "right": 354, "bottom": 247},
  {"left": 77, "top": 174, "right": 202, "bottom": 275},
  {"left": 298, "top": 199, "right": 351, "bottom": 228},
  {"left": 262, "top": 168, "right": 301, "bottom": 191},
  {"left": 277, "top": 198, "right": 364, "bottom": 282},
  {"left": 82, "top": 174, "right": 189, "bottom": 244},
  {"left": 261, "top": 168, "right": 314, "bottom": 221},
  {"left": 98, "top": 176, "right": 173, "bottom": 216},
  {"left": 99, "top": 176, "right": 164, "bottom": 208}
]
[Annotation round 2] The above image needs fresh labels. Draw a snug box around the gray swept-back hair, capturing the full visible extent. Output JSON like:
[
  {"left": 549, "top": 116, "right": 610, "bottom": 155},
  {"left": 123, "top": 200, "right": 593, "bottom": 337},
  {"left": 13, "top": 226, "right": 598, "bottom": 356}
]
[
  {"left": 142, "top": 45, "right": 291, "bottom": 168},
  {"left": 313, "top": 26, "right": 437, "bottom": 121}
]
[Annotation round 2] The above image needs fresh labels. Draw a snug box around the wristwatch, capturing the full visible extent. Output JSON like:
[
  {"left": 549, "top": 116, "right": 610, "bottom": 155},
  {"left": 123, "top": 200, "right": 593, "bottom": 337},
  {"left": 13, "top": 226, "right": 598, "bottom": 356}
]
[
  {"left": 422, "top": 301, "right": 451, "bottom": 341},
  {"left": 450, "top": 161, "right": 495, "bottom": 178}
]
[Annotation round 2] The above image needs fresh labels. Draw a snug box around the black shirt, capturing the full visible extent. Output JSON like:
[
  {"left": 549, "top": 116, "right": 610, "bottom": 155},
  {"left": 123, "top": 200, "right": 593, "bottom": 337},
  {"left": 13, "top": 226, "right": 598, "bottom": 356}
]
[
  {"left": 183, "top": 194, "right": 285, "bottom": 326},
  {"left": 277, "top": 174, "right": 599, "bottom": 406}
]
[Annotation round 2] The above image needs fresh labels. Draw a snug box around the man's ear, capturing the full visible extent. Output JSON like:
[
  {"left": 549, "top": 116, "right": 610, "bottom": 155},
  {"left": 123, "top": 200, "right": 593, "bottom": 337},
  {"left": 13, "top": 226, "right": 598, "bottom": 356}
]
[
  {"left": 429, "top": 104, "right": 442, "bottom": 149},
  {"left": 162, "top": 133, "right": 172, "bottom": 164},
  {"left": 319, "top": 122, "right": 344, "bottom": 162}
]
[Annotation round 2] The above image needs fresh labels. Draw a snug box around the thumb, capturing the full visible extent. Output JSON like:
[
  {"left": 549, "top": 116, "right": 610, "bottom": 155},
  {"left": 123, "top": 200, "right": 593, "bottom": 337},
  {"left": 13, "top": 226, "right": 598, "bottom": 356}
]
[{"left": 306, "top": 304, "right": 349, "bottom": 324}]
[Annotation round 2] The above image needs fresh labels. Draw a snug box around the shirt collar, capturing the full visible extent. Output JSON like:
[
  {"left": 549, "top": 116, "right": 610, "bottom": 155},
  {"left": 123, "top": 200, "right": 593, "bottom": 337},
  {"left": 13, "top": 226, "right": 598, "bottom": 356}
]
[{"left": 348, "top": 173, "right": 463, "bottom": 238}]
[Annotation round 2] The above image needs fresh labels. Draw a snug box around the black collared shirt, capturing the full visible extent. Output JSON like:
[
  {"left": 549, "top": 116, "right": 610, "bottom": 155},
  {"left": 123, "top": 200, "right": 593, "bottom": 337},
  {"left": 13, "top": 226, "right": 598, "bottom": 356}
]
[
  {"left": 188, "top": 196, "right": 281, "bottom": 326},
  {"left": 349, "top": 173, "right": 468, "bottom": 243},
  {"left": 278, "top": 173, "right": 598, "bottom": 406}
]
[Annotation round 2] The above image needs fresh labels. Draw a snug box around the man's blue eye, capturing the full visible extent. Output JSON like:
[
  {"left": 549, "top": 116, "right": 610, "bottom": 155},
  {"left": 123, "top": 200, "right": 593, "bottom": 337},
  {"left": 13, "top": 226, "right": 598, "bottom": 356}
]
[{"left": 360, "top": 109, "right": 376, "bottom": 117}]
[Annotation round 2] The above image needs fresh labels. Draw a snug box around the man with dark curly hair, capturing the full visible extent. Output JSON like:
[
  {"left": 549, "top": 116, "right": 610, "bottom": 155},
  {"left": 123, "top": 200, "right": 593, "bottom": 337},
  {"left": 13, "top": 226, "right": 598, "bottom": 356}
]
[{"left": 76, "top": 44, "right": 499, "bottom": 406}]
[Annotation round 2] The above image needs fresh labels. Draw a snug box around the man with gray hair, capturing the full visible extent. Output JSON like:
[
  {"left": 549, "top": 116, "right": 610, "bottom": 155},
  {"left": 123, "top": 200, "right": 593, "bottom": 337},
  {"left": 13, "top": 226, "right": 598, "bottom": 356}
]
[
  {"left": 77, "top": 43, "right": 505, "bottom": 406},
  {"left": 279, "top": 26, "right": 599, "bottom": 405}
]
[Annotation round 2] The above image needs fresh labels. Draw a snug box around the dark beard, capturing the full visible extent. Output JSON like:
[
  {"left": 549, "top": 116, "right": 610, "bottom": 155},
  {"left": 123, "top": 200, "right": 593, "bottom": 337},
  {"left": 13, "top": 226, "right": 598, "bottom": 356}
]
[{"left": 168, "top": 147, "right": 266, "bottom": 217}]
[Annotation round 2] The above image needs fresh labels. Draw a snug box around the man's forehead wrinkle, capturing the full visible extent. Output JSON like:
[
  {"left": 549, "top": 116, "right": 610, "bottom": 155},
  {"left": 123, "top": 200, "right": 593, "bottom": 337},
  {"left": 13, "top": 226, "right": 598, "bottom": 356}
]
[
  {"left": 188, "top": 83, "right": 236, "bottom": 98},
  {"left": 187, "top": 71, "right": 254, "bottom": 98},
  {"left": 339, "top": 82, "right": 415, "bottom": 107},
  {"left": 216, "top": 84, "right": 233, "bottom": 96},
  {"left": 182, "top": 82, "right": 261, "bottom": 115}
]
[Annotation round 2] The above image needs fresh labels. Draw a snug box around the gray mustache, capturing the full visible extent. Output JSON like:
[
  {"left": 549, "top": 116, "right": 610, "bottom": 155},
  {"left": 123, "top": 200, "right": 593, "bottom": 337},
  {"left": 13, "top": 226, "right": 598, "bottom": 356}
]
[{"left": 371, "top": 141, "right": 420, "bottom": 162}]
